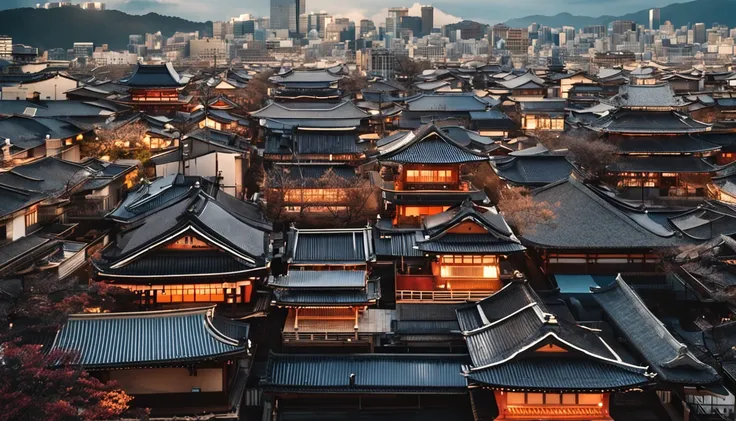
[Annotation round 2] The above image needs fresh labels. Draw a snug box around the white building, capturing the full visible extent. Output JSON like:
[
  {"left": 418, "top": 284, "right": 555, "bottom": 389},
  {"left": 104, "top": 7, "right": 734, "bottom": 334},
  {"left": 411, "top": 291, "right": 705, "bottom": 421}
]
[
  {"left": 81, "top": 2, "right": 105, "bottom": 10},
  {"left": 92, "top": 50, "right": 138, "bottom": 66},
  {"left": 0, "top": 36, "right": 12, "bottom": 61},
  {"left": 0, "top": 73, "right": 79, "bottom": 100}
]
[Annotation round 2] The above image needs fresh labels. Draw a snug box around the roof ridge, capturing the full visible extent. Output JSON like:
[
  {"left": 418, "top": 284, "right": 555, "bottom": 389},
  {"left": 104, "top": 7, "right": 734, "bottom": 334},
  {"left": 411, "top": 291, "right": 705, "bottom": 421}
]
[{"left": 67, "top": 305, "right": 217, "bottom": 319}]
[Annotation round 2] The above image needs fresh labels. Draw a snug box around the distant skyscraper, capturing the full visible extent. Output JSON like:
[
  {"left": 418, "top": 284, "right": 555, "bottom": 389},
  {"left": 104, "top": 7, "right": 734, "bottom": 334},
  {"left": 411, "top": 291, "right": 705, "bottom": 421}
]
[
  {"left": 421, "top": 5, "right": 434, "bottom": 37},
  {"left": 386, "top": 7, "right": 408, "bottom": 37},
  {"left": 612, "top": 20, "right": 636, "bottom": 35},
  {"left": 648, "top": 8, "right": 661, "bottom": 31},
  {"left": 0, "top": 35, "right": 11, "bottom": 61},
  {"left": 693, "top": 22, "right": 706, "bottom": 44},
  {"left": 270, "top": 0, "right": 305, "bottom": 35},
  {"left": 401, "top": 16, "right": 422, "bottom": 38},
  {"left": 360, "top": 19, "right": 376, "bottom": 37}
]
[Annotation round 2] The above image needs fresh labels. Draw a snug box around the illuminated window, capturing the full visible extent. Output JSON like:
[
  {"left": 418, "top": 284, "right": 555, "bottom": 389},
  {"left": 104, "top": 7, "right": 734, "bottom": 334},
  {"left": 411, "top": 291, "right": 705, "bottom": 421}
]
[
  {"left": 402, "top": 206, "right": 449, "bottom": 217},
  {"left": 405, "top": 169, "right": 453, "bottom": 183},
  {"left": 25, "top": 207, "right": 38, "bottom": 227}
]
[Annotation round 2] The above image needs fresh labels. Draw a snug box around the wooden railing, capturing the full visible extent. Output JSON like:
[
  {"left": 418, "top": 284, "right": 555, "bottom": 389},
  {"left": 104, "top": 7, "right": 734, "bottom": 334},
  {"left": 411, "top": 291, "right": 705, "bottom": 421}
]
[
  {"left": 396, "top": 289, "right": 495, "bottom": 303},
  {"left": 282, "top": 331, "right": 374, "bottom": 343}
]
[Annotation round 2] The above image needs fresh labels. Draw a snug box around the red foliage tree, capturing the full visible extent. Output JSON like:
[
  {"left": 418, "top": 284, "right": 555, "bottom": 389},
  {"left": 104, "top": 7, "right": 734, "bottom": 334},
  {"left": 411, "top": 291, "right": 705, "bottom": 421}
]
[{"left": 0, "top": 342, "right": 133, "bottom": 421}]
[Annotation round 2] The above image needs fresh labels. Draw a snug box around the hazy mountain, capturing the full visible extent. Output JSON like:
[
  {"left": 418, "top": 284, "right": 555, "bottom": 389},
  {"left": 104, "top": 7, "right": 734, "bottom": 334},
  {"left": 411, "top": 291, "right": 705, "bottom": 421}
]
[
  {"left": 504, "top": 0, "right": 735, "bottom": 29},
  {"left": 0, "top": 7, "right": 211, "bottom": 51}
]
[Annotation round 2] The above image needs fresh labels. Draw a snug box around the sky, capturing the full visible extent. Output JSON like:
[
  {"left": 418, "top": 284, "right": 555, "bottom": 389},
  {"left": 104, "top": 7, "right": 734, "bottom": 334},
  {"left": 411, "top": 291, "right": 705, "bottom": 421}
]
[{"left": 5, "top": 0, "right": 677, "bottom": 23}]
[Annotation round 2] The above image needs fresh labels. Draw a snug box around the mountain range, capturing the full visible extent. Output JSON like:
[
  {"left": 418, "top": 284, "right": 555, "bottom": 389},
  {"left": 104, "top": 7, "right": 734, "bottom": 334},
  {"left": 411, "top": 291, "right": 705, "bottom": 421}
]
[
  {"left": 0, "top": 7, "right": 211, "bottom": 51},
  {"left": 504, "top": 0, "right": 735, "bottom": 29}
]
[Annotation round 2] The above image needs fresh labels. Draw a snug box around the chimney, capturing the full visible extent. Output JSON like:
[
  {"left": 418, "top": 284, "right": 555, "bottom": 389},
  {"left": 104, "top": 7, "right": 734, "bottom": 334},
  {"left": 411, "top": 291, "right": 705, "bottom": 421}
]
[{"left": 349, "top": 373, "right": 356, "bottom": 387}]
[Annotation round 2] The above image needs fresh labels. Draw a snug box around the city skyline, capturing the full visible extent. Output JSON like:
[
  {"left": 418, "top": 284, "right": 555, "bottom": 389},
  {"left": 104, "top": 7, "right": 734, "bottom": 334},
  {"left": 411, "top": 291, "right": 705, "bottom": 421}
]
[{"left": 2, "top": 0, "right": 680, "bottom": 24}]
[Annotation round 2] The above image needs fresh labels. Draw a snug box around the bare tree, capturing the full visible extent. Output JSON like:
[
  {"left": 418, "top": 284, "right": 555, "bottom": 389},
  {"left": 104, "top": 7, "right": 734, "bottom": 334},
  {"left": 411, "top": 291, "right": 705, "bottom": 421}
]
[
  {"left": 532, "top": 129, "right": 618, "bottom": 180},
  {"left": 396, "top": 56, "right": 432, "bottom": 83},
  {"left": 340, "top": 70, "right": 368, "bottom": 95},
  {"left": 497, "top": 186, "right": 557, "bottom": 235},
  {"left": 319, "top": 170, "right": 378, "bottom": 226},
  {"left": 265, "top": 166, "right": 303, "bottom": 221},
  {"left": 236, "top": 69, "right": 275, "bottom": 112},
  {"left": 84, "top": 121, "right": 150, "bottom": 162},
  {"left": 463, "top": 162, "right": 501, "bottom": 204}
]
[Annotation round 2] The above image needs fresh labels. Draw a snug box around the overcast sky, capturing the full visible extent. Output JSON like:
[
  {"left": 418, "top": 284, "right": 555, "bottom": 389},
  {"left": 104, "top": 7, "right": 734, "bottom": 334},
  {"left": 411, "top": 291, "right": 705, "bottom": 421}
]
[{"left": 5, "top": 0, "right": 676, "bottom": 23}]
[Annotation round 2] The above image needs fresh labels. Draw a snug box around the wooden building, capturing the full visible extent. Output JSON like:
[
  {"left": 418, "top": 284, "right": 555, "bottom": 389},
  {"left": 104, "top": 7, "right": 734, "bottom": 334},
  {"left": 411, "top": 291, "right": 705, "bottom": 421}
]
[
  {"left": 117, "top": 63, "right": 192, "bottom": 115},
  {"left": 51, "top": 306, "right": 251, "bottom": 420},
  {"left": 93, "top": 184, "right": 273, "bottom": 307},
  {"left": 268, "top": 68, "right": 345, "bottom": 102}
]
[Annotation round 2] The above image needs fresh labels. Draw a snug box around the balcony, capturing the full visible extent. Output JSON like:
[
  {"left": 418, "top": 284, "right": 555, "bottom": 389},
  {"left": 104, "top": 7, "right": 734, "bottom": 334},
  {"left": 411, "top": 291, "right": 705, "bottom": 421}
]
[
  {"left": 395, "top": 274, "right": 500, "bottom": 303},
  {"left": 501, "top": 405, "right": 610, "bottom": 420},
  {"left": 282, "top": 308, "right": 394, "bottom": 345},
  {"left": 381, "top": 180, "right": 487, "bottom": 205}
]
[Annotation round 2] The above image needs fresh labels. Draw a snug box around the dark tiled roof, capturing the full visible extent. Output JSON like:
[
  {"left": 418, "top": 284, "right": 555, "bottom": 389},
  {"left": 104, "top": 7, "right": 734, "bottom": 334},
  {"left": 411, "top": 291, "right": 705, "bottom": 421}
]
[
  {"left": 52, "top": 307, "right": 247, "bottom": 368},
  {"left": 469, "top": 110, "right": 517, "bottom": 130},
  {"left": 377, "top": 124, "right": 489, "bottom": 164},
  {"left": 608, "top": 156, "right": 717, "bottom": 173},
  {"left": 119, "top": 63, "right": 186, "bottom": 88},
  {"left": 468, "top": 358, "right": 650, "bottom": 391},
  {"left": 589, "top": 110, "right": 711, "bottom": 134},
  {"left": 106, "top": 175, "right": 195, "bottom": 223},
  {"left": 397, "top": 303, "right": 466, "bottom": 321},
  {"left": 251, "top": 101, "right": 369, "bottom": 121},
  {"left": 456, "top": 281, "right": 543, "bottom": 332},
  {"left": 293, "top": 131, "right": 364, "bottom": 154},
  {"left": 268, "top": 270, "right": 366, "bottom": 289},
  {"left": 372, "top": 227, "right": 423, "bottom": 257},
  {"left": 610, "top": 83, "right": 684, "bottom": 108},
  {"left": 493, "top": 156, "right": 573, "bottom": 187},
  {"left": 268, "top": 165, "right": 358, "bottom": 188},
  {"left": 592, "top": 276, "right": 720, "bottom": 385},
  {"left": 95, "top": 251, "right": 253, "bottom": 277},
  {"left": 0, "top": 234, "right": 54, "bottom": 272},
  {"left": 522, "top": 177, "right": 682, "bottom": 249},
  {"left": 393, "top": 320, "right": 460, "bottom": 334},
  {"left": 610, "top": 135, "right": 721, "bottom": 154},
  {"left": 271, "top": 279, "right": 380, "bottom": 305},
  {"left": 0, "top": 100, "right": 121, "bottom": 118},
  {"left": 288, "top": 228, "right": 372, "bottom": 264},
  {"left": 417, "top": 234, "right": 526, "bottom": 254},
  {"left": 405, "top": 93, "right": 489, "bottom": 112},
  {"left": 263, "top": 353, "right": 469, "bottom": 393},
  {"left": 518, "top": 100, "right": 567, "bottom": 114}
]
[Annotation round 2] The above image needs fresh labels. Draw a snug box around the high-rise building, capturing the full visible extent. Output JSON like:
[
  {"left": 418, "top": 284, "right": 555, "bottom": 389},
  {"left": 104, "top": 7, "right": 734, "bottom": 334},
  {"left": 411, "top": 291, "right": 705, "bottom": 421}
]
[
  {"left": 491, "top": 24, "right": 510, "bottom": 45},
  {"left": 0, "top": 36, "right": 13, "bottom": 61},
  {"left": 693, "top": 23, "right": 706, "bottom": 44},
  {"left": 648, "top": 8, "right": 661, "bottom": 31},
  {"left": 81, "top": 2, "right": 105, "bottom": 10},
  {"left": 421, "top": 6, "right": 434, "bottom": 37},
  {"left": 401, "top": 16, "right": 422, "bottom": 38},
  {"left": 359, "top": 19, "right": 376, "bottom": 37},
  {"left": 612, "top": 20, "right": 636, "bottom": 35},
  {"left": 583, "top": 25, "right": 606, "bottom": 38},
  {"left": 506, "top": 28, "right": 530, "bottom": 54},
  {"left": 73, "top": 42, "right": 94, "bottom": 59},
  {"left": 270, "top": 0, "right": 306, "bottom": 35},
  {"left": 386, "top": 7, "right": 408, "bottom": 37}
]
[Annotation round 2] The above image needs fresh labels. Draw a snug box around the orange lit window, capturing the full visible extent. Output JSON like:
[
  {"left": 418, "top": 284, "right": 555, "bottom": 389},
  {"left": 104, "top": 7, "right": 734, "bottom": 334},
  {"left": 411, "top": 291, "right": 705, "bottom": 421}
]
[{"left": 405, "top": 169, "right": 453, "bottom": 183}]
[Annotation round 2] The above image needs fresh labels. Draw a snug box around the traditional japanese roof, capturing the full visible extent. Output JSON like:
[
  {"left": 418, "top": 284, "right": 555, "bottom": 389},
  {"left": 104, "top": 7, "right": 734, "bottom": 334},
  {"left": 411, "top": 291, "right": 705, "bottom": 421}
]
[
  {"left": 95, "top": 188, "right": 272, "bottom": 277},
  {"left": 404, "top": 93, "right": 489, "bottom": 112},
  {"left": 372, "top": 224, "right": 423, "bottom": 257},
  {"left": 251, "top": 101, "right": 369, "bottom": 127},
  {"left": 608, "top": 83, "right": 686, "bottom": 109},
  {"left": 497, "top": 71, "right": 546, "bottom": 90},
  {"left": 51, "top": 306, "right": 248, "bottom": 369},
  {"left": 607, "top": 156, "right": 717, "bottom": 173},
  {"left": 266, "top": 129, "right": 365, "bottom": 155},
  {"left": 468, "top": 110, "right": 517, "bottom": 131},
  {"left": 588, "top": 110, "right": 712, "bottom": 134},
  {"left": 268, "top": 270, "right": 366, "bottom": 289},
  {"left": 0, "top": 234, "right": 55, "bottom": 275},
  {"left": 287, "top": 228, "right": 374, "bottom": 265},
  {"left": 0, "top": 115, "right": 87, "bottom": 153},
  {"left": 119, "top": 63, "right": 188, "bottom": 88},
  {"left": 106, "top": 175, "right": 205, "bottom": 223},
  {"left": 493, "top": 155, "right": 573, "bottom": 187},
  {"left": 271, "top": 278, "right": 380, "bottom": 306},
  {"left": 592, "top": 275, "right": 720, "bottom": 385},
  {"left": 263, "top": 353, "right": 468, "bottom": 394},
  {"left": 376, "top": 124, "right": 490, "bottom": 164},
  {"left": 417, "top": 200, "right": 525, "bottom": 254},
  {"left": 518, "top": 99, "right": 567, "bottom": 115},
  {"left": 269, "top": 164, "right": 358, "bottom": 188},
  {"left": 456, "top": 281, "right": 544, "bottom": 332},
  {"left": 0, "top": 100, "right": 119, "bottom": 119},
  {"left": 610, "top": 134, "right": 721, "bottom": 154},
  {"left": 522, "top": 176, "right": 684, "bottom": 250},
  {"left": 459, "top": 291, "right": 651, "bottom": 391},
  {"left": 438, "top": 126, "right": 498, "bottom": 153},
  {"left": 270, "top": 69, "right": 344, "bottom": 88}
]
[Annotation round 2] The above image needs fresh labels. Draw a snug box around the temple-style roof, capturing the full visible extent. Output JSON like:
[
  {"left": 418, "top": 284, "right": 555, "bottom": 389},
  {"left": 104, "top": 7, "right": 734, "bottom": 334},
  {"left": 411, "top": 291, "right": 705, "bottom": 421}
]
[
  {"left": 266, "top": 129, "right": 365, "bottom": 155},
  {"left": 271, "top": 278, "right": 380, "bottom": 306},
  {"left": 106, "top": 175, "right": 207, "bottom": 223},
  {"left": 458, "top": 285, "right": 650, "bottom": 391},
  {"left": 404, "top": 93, "right": 489, "bottom": 112},
  {"left": 588, "top": 110, "right": 712, "bottom": 134},
  {"left": 95, "top": 187, "right": 272, "bottom": 278},
  {"left": 263, "top": 353, "right": 468, "bottom": 394},
  {"left": 610, "top": 134, "right": 721, "bottom": 154},
  {"left": 608, "top": 83, "right": 686, "bottom": 109},
  {"left": 469, "top": 110, "right": 517, "bottom": 131},
  {"left": 268, "top": 270, "right": 366, "bottom": 289},
  {"left": 592, "top": 275, "right": 720, "bottom": 385},
  {"left": 498, "top": 71, "right": 546, "bottom": 90},
  {"left": 522, "top": 176, "right": 684, "bottom": 250},
  {"left": 119, "top": 63, "right": 188, "bottom": 88},
  {"left": 270, "top": 69, "right": 344, "bottom": 88},
  {"left": 456, "top": 281, "right": 544, "bottom": 332},
  {"left": 376, "top": 124, "right": 490, "bottom": 164},
  {"left": 417, "top": 200, "right": 525, "bottom": 254},
  {"left": 287, "top": 228, "right": 374, "bottom": 265},
  {"left": 51, "top": 306, "right": 248, "bottom": 368},
  {"left": 251, "top": 101, "right": 369, "bottom": 128},
  {"left": 608, "top": 156, "right": 717, "bottom": 173},
  {"left": 492, "top": 155, "right": 573, "bottom": 187}
]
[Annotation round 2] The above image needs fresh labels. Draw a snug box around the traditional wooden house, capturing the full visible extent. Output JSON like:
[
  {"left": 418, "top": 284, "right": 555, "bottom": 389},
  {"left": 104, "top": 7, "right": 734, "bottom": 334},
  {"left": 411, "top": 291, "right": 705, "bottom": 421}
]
[
  {"left": 374, "top": 124, "right": 491, "bottom": 228},
  {"left": 51, "top": 306, "right": 252, "bottom": 420},
  {"left": 117, "top": 63, "right": 193, "bottom": 115},
  {"left": 496, "top": 71, "right": 548, "bottom": 101},
  {"left": 587, "top": 83, "right": 718, "bottom": 201},
  {"left": 662, "top": 70, "right": 704, "bottom": 93},
  {"left": 0, "top": 115, "right": 90, "bottom": 166},
  {"left": 457, "top": 280, "right": 654, "bottom": 420},
  {"left": 398, "top": 93, "right": 496, "bottom": 129},
  {"left": 268, "top": 227, "right": 389, "bottom": 348},
  {"left": 93, "top": 185, "right": 273, "bottom": 307},
  {"left": 375, "top": 200, "right": 525, "bottom": 303},
  {"left": 517, "top": 99, "right": 567, "bottom": 132},
  {"left": 492, "top": 150, "right": 574, "bottom": 188},
  {"left": 269, "top": 68, "right": 344, "bottom": 102},
  {"left": 252, "top": 101, "right": 370, "bottom": 164}
]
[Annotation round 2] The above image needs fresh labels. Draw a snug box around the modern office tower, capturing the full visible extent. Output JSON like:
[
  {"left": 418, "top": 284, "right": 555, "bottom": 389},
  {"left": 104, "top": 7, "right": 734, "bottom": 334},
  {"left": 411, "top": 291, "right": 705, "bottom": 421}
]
[
  {"left": 401, "top": 16, "right": 422, "bottom": 38},
  {"left": 360, "top": 19, "right": 376, "bottom": 37},
  {"left": 612, "top": 20, "right": 636, "bottom": 35},
  {"left": 386, "top": 7, "right": 409, "bottom": 37},
  {"left": 270, "top": 0, "right": 306, "bottom": 35},
  {"left": 693, "top": 23, "right": 706, "bottom": 44},
  {"left": 421, "top": 5, "right": 434, "bottom": 37},
  {"left": 649, "top": 8, "right": 661, "bottom": 31}
]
